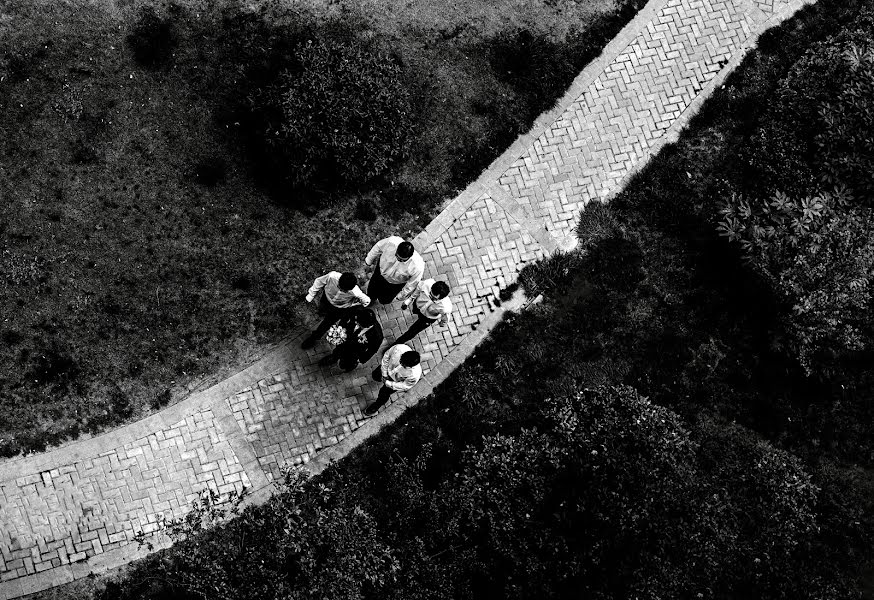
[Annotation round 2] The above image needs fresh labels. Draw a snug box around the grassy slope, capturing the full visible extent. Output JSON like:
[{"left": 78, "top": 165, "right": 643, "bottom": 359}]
[{"left": 0, "top": 0, "right": 621, "bottom": 455}]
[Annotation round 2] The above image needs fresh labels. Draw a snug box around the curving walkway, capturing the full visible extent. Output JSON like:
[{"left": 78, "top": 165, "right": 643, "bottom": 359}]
[{"left": 0, "top": 0, "right": 811, "bottom": 597}]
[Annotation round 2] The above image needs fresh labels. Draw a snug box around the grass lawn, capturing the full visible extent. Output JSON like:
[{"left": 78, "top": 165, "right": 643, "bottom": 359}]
[{"left": 0, "top": 0, "right": 632, "bottom": 456}]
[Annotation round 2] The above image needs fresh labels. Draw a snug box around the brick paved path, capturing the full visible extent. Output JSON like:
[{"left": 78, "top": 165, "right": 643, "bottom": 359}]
[{"left": 0, "top": 0, "right": 811, "bottom": 597}]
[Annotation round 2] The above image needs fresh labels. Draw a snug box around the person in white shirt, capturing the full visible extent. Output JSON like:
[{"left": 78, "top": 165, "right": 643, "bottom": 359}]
[
  {"left": 364, "top": 344, "right": 422, "bottom": 416},
  {"left": 395, "top": 279, "right": 453, "bottom": 345},
  {"left": 301, "top": 271, "right": 370, "bottom": 349},
  {"left": 364, "top": 236, "right": 425, "bottom": 305}
]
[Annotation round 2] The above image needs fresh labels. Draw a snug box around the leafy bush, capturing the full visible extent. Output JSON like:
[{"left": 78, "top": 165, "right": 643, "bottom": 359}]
[
  {"left": 107, "top": 384, "right": 844, "bottom": 600},
  {"left": 817, "top": 30, "right": 874, "bottom": 197},
  {"left": 431, "top": 386, "right": 833, "bottom": 599},
  {"left": 574, "top": 199, "right": 621, "bottom": 250},
  {"left": 743, "top": 11, "right": 874, "bottom": 199},
  {"left": 105, "top": 469, "right": 399, "bottom": 600},
  {"left": 126, "top": 6, "right": 179, "bottom": 69},
  {"left": 717, "top": 187, "right": 874, "bottom": 374},
  {"left": 249, "top": 33, "right": 413, "bottom": 192}
]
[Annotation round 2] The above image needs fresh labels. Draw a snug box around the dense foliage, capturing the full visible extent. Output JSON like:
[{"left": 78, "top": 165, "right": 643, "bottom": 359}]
[
  {"left": 103, "top": 385, "right": 848, "bottom": 600},
  {"left": 717, "top": 188, "right": 874, "bottom": 374},
  {"left": 249, "top": 32, "right": 413, "bottom": 192},
  {"left": 719, "top": 15, "right": 874, "bottom": 374},
  {"left": 126, "top": 6, "right": 179, "bottom": 69},
  {"left": 607, "top": 0, "right": 874, "bottom": 463}
]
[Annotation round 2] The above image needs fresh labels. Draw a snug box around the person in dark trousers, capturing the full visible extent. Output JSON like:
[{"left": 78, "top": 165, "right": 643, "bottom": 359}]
[
  {"left": 363, "top": 236, "right": 425, "bottom": 305},
  {"left": 396, "top": 279, "right": 453, "bottom": 345},
  {"left": 317, "top": 308, "right": 383, "bottom": 371},
  {"left": 364, "top": 344, "right": 422, "bottom": 416},
  {"left": 301, "top": 271, "right": 370, "bottom": 349}
]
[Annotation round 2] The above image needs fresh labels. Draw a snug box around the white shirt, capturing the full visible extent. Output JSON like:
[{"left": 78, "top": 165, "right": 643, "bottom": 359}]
[
  {"left": 404, "top": 279, "right": 453, "bottom": 325},
  {"left": 306, "top": 271, "right": 371, "bottom": 308},
  {"left": 364, "top": 236, "right": 425, "bottom": 300},
  {"left": 380, "top": 344, "right": 423, "bottom": 392}
]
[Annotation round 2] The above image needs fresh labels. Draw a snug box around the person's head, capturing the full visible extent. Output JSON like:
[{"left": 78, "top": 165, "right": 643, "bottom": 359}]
[
  {"left": 395, "top": 241, "right": 415, "bottom": 263},
  {"left": 355, "top": 309, "right": 376, "bottom": 328},
  {"left": 400, "top": 350, "right": 420, "bottom": 368},
  {"left": 338, "top": 272, "right": 358, "bottom": 291},
  {"left": 429, "top": 281, "right": 450, "bottom": 300}
]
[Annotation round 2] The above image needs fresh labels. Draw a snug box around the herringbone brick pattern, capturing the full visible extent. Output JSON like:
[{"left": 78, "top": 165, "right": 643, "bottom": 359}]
[
  {"left": 226, "top": 193, "right": 545, "bottom": 480},
  {"left": 754, "top": 0, "right": 789, "bottom": 13},
  {"left": 0, "top": 407, "right": 249, "bottom": 582},
  {"left": 497, "top": 0, "right": 756, "bottom": 240},
  {"left": 227, "top": 370, "right": 372, "bottom": 480},
  {"left": 0, "top": 0, "right": 810, "bottom": 595},
  {"left": 412, "top": 193, "right": 546, "bottom": 361}
]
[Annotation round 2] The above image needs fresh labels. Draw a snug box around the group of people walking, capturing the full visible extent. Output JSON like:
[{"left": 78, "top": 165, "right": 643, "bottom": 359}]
[{"left": 301, "top": 236, "right": 453, "bottom": 417}]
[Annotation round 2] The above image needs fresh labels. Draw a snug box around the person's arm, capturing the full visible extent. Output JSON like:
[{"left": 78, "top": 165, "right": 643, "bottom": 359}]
[
  {"left": 364, "top": 238, "right": 388, "bottom": 268},
  {"left": 305, "top": 273, "right": 331, "bottom": 302},
  {"left": 352, "top": 287, "right": 372, "bottom": 307},
  {"left": 380, "top": 346, "right": 395, "bottom": 378},
  {"left": 401, "top": 280, "right": 425, "bottom": 310},
  {"left": 397, "top": 257, "right": 425, "bottom": 301},
  {"left": 437, "top": 300, "right": 453, "bottom": 326},
  {"left": 385, "top": 367, "right": 419, "bottom": 392},
  {"left": 384, "top": 372, "right": 414, "bottom": 392}
]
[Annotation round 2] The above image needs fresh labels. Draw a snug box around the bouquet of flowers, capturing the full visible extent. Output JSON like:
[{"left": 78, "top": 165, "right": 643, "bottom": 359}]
[{"left": 325, "top": 324, "right": 347, "bottom": 346}]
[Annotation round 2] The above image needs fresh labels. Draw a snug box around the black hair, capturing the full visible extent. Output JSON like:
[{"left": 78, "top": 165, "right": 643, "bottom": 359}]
[
  {"left": 431, "top": 281, "right": 450, "bottom": 299},
  {"left": 338, "top": 272, "right": 358, "bottom": 291},
  {"left": 400, "top": 350, "right": 421, "bottom": 367},
  {"left": 396, "top": 241, "right": 415, "bottom": 259}
]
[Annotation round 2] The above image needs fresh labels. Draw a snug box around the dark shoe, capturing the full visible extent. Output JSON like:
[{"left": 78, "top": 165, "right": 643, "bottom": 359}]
[
  {"left": 372, "top": 367, "right": 382, "bottom": 382},
  {"left": 363, "top": 403, "right": 379, "bottom": 417},
  {"left": 317, "top": 354, "right": 336, "bottom": 367},
  {"left": 300, "top": 336, "right": 317, "bottom": 350}
]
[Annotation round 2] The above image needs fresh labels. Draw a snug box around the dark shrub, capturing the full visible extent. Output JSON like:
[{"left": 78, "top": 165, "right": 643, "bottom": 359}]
[
  {"left": 193, "top": 157, "right": 227, "bottom": 186},
  {"left": 127, "top": 6, "right": 179, "bottom": 69},
  {"left": 816, "top": 26, "right": 874, "bottom": 198},
  {"left": 518, "top": 248, "right": 586, "bottom": 297},
  {"left": 1, "top": 329, "right": 22, "bottom": 344},
  {"left": 742, "top": 9, "right": 874, "bottom": 199},
  {"left": 249, "top": 31, "right": 413, "bottom": 193},
  {"left": 575, "top": 199, "right": 621, "bottom": 249},
  {"left": 587, "top": 234, "right": 644, "bottom": 293},
  {"left": 354, "top": 196, "right": 377, "bottom": 221},
  {"left": 488, "top": 29, "right": 568, "bottom": 124},
  {"left": 153, "top": 388, "right": 171, "bottom": 409},
  {"left": 27, "top": 341, "right": 80, "bottom": 387},
  {"left": 717, "top": 187, "right": 874, "bottom": 375}
]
